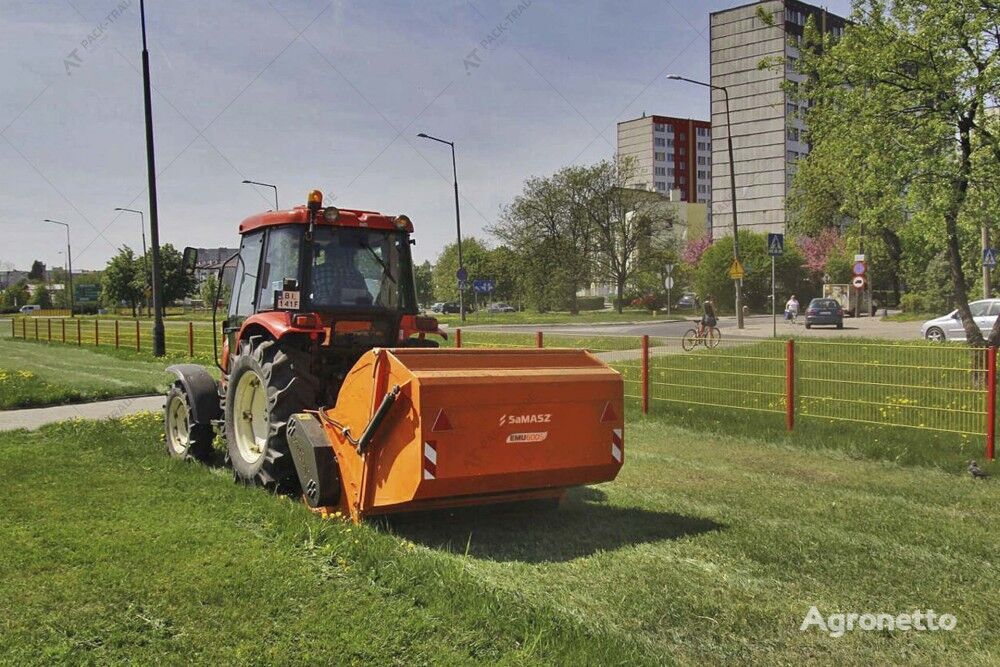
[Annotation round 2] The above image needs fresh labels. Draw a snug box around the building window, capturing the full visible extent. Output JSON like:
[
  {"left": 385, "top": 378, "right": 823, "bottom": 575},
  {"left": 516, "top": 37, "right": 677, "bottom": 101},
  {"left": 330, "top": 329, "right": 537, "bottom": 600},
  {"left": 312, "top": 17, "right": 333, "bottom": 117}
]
[
  {"left": 667, "top": 153, "right": 674, "bottom": 161},
  {"left": 679, "top": 162, "right": 686, "bottom": 171},
  {"left": 697, "top": 141, "right": 709, "bottom": 151},
  {"left": 679, "top": 176, "right": 686, "bottom": 184},
  {"left": 655, "top": 181, "right": 666, "bottom": 191},
  {"left": 667, "top": 167, "right": 675, "bottom": 176},
  {"left": 697, "top": 127, "right": 707, "bottom": 137},
  {"left": 698, "top": 184, "right": 707, "bottom": 193},
  {"left": 667, "top": 138, "right": 674, "bottom": 147},
  {"left": 707, "top": 156, "right": 712, "bottom": 165},
  {"left": 697, "top": 170, "right": 707, "bottom": 179},
  {"left": 679, "top": 147, "right": 686, "bottom": 156},
  {"left": 655, "top": 166, "right": 666, "bottom": 176},
  {"left": 655, "top": 137, "right": 665, "bottom": 147},
  {"left": 654, "top": 123, "right": 665, "bottom": 132},
  {"left": 787, "top": 127, "right": 800, "bottom": 142},
  {"left": 655, "top": 151, "right": 665, "bottom": 161},
  {"left": 698, "top": 156, "right": 706, "bottom": 165}
]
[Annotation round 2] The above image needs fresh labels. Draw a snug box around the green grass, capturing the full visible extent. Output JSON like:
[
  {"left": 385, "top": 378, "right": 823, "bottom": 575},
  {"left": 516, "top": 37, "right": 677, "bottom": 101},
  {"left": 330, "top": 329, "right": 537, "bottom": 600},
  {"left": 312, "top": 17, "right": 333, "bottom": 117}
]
[
  {"left": 883, "top": 312, "right": 935, "bottom": 322},
  {"left": 0, "top": 413, "right": 996, "bottom": 664},
  {"left": 0, "top": 338, "right": 176, "bottom": 408}
]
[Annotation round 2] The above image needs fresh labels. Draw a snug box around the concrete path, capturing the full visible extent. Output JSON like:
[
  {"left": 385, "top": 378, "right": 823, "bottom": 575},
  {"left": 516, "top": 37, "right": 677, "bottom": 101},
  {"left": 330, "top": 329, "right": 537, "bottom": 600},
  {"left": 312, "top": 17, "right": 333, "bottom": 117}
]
[{"left": 0, "top": 395, "right": 163, "bottom": 432}]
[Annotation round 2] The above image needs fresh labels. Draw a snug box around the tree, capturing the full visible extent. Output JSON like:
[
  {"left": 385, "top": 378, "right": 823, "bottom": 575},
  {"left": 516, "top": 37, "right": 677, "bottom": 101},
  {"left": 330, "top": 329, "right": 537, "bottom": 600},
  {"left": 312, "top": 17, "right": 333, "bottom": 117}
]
[
  {"left": 694, "top": 231, "right": 811, "bottom": 313},
  {"left": 493, "top": 167, "right": 596, "bottom": 313},
  {"left": 2, "top": 280, "right": 29, "bottom": 309},
  {"left": 30, "top": 285, "right": 52, "bottom": 309},
  {"left": 101, "top": 247, "right": 143, "bottom": 316},
  {"left": 157, "top": 244, "right": 198, "bottom": 305},
  {"left": 28, "top": 260, "right": 45, "bottom": 281},
  {"left": 790, "top": 1, "right": 1000, "bottom": 346},
  {"left": 431, "top": 237, "right": 493, "bottom": 306},
  {"left": 413, "top": 260, "right": 434, "bottom": 308},
  {"left": 580, "top": 157, "right": 678, "bottom": 312},
  {"left": 199, "top": 273, "right": 230, "bottom": 310}
]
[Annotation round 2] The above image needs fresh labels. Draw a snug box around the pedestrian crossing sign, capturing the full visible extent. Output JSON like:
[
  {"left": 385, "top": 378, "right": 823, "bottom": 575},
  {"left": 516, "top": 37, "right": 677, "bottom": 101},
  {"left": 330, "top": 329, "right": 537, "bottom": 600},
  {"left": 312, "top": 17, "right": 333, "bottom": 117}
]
[
  {"left": 984, "top": 247, "right": 998, "bottom": 268},
  {"left": 768, "top": 233, "right": 784, "bottom": 256},
  {"left": 728, "top": 259, "right": 745, "bottom": 280}
]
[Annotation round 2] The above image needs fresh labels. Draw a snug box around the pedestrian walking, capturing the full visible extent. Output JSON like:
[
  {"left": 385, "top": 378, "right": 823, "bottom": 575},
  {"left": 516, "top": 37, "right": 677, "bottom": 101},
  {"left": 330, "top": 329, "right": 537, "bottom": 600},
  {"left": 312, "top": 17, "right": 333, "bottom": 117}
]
[{"left": 785, "top": 295, "right": 800, "bottom": 323}]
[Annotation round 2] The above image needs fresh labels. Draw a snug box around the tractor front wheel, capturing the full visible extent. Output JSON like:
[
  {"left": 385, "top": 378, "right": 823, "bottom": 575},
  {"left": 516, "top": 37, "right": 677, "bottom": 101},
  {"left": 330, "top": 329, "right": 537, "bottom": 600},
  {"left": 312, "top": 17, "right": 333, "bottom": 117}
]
[
  {"left": 225, "top": 337, "right": 318, "bottom": 490},
  {"left": 164, "top": 383, "right": 214, "bottom": 462}
]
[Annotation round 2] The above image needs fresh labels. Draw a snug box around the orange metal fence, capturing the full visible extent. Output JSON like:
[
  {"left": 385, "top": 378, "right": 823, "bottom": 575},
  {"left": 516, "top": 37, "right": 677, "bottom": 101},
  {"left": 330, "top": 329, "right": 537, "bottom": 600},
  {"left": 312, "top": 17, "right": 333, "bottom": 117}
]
[{"left": 6, "top": 319, "right": 995, "bottom": 459}]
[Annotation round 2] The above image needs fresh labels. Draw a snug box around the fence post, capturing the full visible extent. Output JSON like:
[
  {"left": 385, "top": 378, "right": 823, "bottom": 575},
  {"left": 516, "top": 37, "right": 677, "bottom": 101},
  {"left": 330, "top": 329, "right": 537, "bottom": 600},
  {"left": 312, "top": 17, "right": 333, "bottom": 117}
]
[
  {"left": 786, "top": 339, "right": 795, "bottom": 431},
  {"left": 987, "top": 346, "right": 996, "bottom": 461},
  {"left": 456, "top": 328, "right": 462, "bottom": 348},
  {"left": 94, "top": 319, "right": 99, "bottom": 346},
  {"left": 77, "top": 319, "right": 81, "bottom": 346},
  {"left": 115, "top": 320, "right": 120, "bottom": 349},
  {"left": 536, "top": 331, "right": 543, "bottom": 348},
  {"left": 641, "top": 334, "right": 650, "bottom": 415},
  {"left": 188, "top": 321, "right": 194, "bottom": 357},
  {"left": 21, "top": 318, "right": 26, "bottom": 339},
  {"left": 136, "top": 320, "right": 140, "bottom": 352},
  {"left": 10, "top": 317, "right": 14, "bottom": 337},
  {"left": 34, "top": 319, "right": 39, "bottom": 340},
  {"left": 61, "top": 318, "right": 66, "bottom": 343},
  {"left": 47, "top": 319, "right": 52, "bottom": 342}
]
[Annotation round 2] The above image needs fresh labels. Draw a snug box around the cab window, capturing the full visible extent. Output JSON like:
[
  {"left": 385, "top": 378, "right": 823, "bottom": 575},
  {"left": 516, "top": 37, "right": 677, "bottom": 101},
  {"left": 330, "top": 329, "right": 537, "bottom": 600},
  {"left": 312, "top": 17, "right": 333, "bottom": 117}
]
[
  {"left": 257, "top": 226, "right": 302, "bottom": 310},
  {"left": 229, "top": 231, "right": 264, "bottom": 317}
]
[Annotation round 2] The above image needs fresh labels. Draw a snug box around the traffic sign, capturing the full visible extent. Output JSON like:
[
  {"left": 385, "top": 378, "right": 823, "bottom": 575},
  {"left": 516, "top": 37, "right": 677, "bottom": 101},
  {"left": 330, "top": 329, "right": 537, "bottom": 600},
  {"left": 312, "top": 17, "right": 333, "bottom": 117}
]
[
  {"left": 767, "top": 233, "right": 784, "bottom": 256},
  {"left": 665, "top": 263, "right": 674, "bottom": 275},
  {"left": 854, "top": 254, "right": 866, "bottom": 262},
  {"left": 664, "top": 276, "right": 675, "bottom": 290},
  {"left": 472, "top": 279, "right": 494, "bottom": 294},
  {"left": 728, "top": 259, "right": 745, "bottom": 280},
  {"left": 852, "top": 261, "right": 867, "bottom": 276},
  {"left": 852, "top": 275, "right": 866, "bottom": 289},
  {"left": 456, "top": 267, "right": 468, "bottom": 281},
  {"left": 984, "top": 248, "right": 998, "bottom": 268}
]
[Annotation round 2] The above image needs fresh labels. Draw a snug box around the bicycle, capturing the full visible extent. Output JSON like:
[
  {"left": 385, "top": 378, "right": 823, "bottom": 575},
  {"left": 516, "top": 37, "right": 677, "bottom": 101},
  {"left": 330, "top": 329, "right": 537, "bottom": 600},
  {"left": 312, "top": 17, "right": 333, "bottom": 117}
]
[{"left": 681, "top": 321, "right": 721, "bottom": 351}]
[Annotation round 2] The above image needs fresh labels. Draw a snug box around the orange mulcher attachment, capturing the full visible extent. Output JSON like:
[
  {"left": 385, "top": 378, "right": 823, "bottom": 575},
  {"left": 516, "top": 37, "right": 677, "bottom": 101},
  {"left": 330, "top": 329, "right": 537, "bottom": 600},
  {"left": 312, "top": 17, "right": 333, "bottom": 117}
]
[{"left": 286, "top": 347, "right": 624, "bottom": 522}]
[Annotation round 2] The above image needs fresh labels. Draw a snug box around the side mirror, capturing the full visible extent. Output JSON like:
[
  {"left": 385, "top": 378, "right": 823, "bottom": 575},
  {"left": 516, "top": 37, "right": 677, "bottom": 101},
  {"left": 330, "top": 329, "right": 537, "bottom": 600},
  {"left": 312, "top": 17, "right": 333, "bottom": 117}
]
[
  {"left": 951, "top": 311, "right": 961, "bottom": 319},
  {"left": 182, "top": 247, "right": 198, "bottom": 276}
]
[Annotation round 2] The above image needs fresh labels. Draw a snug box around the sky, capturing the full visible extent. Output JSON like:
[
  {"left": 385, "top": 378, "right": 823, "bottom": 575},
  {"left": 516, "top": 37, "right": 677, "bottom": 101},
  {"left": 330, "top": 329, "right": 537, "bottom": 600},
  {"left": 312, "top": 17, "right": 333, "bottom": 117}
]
[{"left": 0, "top": 0, "right": 852, "bottom": 272}]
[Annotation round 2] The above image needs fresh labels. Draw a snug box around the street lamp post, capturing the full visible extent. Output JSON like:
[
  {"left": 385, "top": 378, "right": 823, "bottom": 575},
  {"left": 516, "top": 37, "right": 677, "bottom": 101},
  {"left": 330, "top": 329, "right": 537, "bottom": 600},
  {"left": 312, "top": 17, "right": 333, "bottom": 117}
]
[
  {"left": 43, "top": 219, "right": 73, "bottom": 316},
  {"left": 241, "top": 180, "right": 279, "bottom": 210},
  {"left": 115, "top": 207, "right": 150, "bottom": 316},
  {"left": 417, "top": 132, "right": 466, "bottom": 323},
  {"left": 667, "top": 75, "right": 744, "bottom": 329},
  {"left": 139, "top": 0, "right": 165, "bottom": 356}
]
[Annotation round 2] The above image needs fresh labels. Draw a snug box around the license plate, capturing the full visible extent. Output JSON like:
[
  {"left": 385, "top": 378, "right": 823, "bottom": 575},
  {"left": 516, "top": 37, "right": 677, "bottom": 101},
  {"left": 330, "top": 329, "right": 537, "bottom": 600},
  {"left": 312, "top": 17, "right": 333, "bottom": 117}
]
[
  {"left": 819, "top": 311, "right": 831, "bottom": 315},
  {"left": 276, "top": 290, "right": 300, "bottom": 310}
]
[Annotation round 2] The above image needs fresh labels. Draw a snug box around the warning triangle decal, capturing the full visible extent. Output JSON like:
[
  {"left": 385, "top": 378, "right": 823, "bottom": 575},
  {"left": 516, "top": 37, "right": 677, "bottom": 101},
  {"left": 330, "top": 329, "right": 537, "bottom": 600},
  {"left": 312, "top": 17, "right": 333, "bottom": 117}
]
[
  {"left": 600, "top": 402, "right": 617, "bottom": 423},
  {"left": 431, "top": 409, "right": 453, "bottom": 432}
]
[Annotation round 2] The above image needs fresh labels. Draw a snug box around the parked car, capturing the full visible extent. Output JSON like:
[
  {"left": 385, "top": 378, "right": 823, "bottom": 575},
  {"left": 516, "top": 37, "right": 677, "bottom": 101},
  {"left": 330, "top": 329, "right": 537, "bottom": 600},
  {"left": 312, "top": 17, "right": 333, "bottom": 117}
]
[
  {"left": 921, "top": 299, "right": 1000, "bottom": 341},
  {"left": 676, "top": 293, "right": 698, "bottom": 310},
  {"left": 487, "top": 302, "right": 515, "bottom": 313},
  {"left": 440, "top": 302, "right": 462, "bottom": 314},
  {"left": 804, "top": 298, "right": 844, "bottom": 329},
  {"left": 19, "top": 304, "right": 41, "bottom": 314},
  {"left": 430, "top": 302, "right": 445, "bottom": 313}
]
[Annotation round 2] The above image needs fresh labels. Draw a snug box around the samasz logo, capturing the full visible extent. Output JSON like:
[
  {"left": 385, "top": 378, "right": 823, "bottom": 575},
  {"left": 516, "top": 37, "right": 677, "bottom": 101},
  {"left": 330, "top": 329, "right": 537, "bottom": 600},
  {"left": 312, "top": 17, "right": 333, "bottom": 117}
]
[{"left": 499, "top": 413, "right": 552, "bottom": 426}]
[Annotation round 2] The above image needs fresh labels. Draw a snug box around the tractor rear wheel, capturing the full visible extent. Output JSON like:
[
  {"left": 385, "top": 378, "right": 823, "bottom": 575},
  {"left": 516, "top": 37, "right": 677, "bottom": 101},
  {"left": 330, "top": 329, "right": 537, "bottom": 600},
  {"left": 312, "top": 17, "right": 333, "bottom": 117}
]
[
  {"left": 165, "top": 383, "right": 214, "bottom": 462},
  {"left": 225, "top": 337, "right": 319, "bottom": 491}
]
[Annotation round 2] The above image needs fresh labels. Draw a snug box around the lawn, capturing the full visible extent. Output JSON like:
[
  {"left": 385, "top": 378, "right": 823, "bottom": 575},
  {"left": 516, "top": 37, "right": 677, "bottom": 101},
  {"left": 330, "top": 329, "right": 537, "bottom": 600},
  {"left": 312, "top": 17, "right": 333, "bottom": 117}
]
[
  {"left": 434, "top": 308, "right": 686, "bottom": 326},
  {"left": 0, "top": 413, "right": 995, "bottom": 664},
  {"left": 0, "top": 338, "right": 175, "bottom": 408}
]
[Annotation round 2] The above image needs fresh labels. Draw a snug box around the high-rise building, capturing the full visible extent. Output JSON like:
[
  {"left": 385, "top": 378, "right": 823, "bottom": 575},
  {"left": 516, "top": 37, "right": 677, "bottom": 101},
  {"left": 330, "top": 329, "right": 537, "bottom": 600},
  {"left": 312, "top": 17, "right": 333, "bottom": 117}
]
[
  {"left": 617, "top": 114, "right": 713, "bottom": 206},
  {"left": 709, "top": 1, "right": 846, "bottom": 235}
]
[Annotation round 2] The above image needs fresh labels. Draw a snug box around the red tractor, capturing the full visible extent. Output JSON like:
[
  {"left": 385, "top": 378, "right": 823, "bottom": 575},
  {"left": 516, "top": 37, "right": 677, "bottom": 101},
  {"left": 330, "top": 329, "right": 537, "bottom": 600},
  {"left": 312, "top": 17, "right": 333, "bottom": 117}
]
[{"left": 166, "top": 190, "right": 623, "bottom": 521}]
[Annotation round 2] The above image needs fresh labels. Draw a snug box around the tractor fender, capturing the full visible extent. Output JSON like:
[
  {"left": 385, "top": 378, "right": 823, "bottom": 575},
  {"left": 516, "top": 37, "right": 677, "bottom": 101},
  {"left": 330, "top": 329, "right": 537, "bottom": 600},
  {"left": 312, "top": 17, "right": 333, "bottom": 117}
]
[{"left": 166, "top": 364, "right": 222, "bottom": 426}]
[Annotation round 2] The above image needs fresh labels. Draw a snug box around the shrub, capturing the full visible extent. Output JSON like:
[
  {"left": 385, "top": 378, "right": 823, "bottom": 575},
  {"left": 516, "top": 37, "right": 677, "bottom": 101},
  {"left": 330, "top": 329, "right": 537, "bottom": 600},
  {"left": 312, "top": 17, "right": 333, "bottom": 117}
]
[
  {"left": 575, "top": 296, "right": 606, "bottom": 311},
  {"left": 899, "top": 293, "right": 925, "bottom": 313}
]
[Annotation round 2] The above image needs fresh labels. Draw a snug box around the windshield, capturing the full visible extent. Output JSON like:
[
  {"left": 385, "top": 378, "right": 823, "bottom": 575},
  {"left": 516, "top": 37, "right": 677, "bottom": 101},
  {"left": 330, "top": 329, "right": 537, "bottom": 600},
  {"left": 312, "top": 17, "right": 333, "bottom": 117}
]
[{"left": 309, "top": 226, "right": 414, "bottom": 311}]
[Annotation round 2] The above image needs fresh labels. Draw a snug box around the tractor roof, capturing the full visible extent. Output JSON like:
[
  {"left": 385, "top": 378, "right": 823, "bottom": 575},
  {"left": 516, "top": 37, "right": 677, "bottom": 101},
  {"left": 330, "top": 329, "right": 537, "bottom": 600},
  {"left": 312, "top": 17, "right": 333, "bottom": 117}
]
[{"left": 238, "top": 206, "right": 413, "bottom": 235}]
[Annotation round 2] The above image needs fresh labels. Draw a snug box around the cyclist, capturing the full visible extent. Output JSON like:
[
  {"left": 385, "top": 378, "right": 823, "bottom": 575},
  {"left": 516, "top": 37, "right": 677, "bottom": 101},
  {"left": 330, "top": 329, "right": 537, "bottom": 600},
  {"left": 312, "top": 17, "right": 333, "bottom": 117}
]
[
  {"left": 785, "top": 294, "right": 800, "bottom": 324},
  {"left": 697, "top": 295, "right": 718, "bottom": 337}
]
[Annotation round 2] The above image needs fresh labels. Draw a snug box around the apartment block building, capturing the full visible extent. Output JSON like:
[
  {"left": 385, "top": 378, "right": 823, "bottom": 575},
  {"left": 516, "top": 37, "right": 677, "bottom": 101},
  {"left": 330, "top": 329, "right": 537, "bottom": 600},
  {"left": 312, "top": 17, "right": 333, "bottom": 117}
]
[
  {"left": 617, "top": 114, "right": 713, "bottom": 206},
  {"left": 709, "top": 0, "right": 846, "bottom": 234}
]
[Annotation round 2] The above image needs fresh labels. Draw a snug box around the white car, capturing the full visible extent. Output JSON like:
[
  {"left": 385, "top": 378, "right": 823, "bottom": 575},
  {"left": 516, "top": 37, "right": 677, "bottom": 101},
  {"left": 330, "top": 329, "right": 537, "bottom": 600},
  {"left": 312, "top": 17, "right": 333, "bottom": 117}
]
[{"left": 921, "top": 299, "right": 1000, "bottom": 341}]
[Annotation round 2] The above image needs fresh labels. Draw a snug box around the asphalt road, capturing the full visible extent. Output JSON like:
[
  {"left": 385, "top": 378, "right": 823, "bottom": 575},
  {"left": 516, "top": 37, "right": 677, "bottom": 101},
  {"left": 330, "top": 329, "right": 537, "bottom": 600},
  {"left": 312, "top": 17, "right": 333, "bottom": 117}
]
[
  {"left": 0, "top": 395, "right": 163, "bottom": 431},
  {"left": 467, "top": 313, "right": 924, "bottom": 340}
]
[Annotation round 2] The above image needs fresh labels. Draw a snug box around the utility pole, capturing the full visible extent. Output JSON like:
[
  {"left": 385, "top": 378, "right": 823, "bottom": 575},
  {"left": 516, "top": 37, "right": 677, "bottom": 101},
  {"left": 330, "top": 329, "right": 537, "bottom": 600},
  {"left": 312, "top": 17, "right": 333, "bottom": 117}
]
[
  {"left": 417, "top": 132, "right": 466, "bottom": 322},
  {"left": 667, "top": 75, "right": 743, "bottom": 328},
  {"left": 242, "top": 180, "right": 279, "bottom": 211},
  {"left": 140, "top": 0, "right": 165, "bottom": 355},
  {"left": 984, "top": 225, "right": 992, "bottom": 299},
  {"left": 43, "top": 219, "right": 73, "bottom": 316}
]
